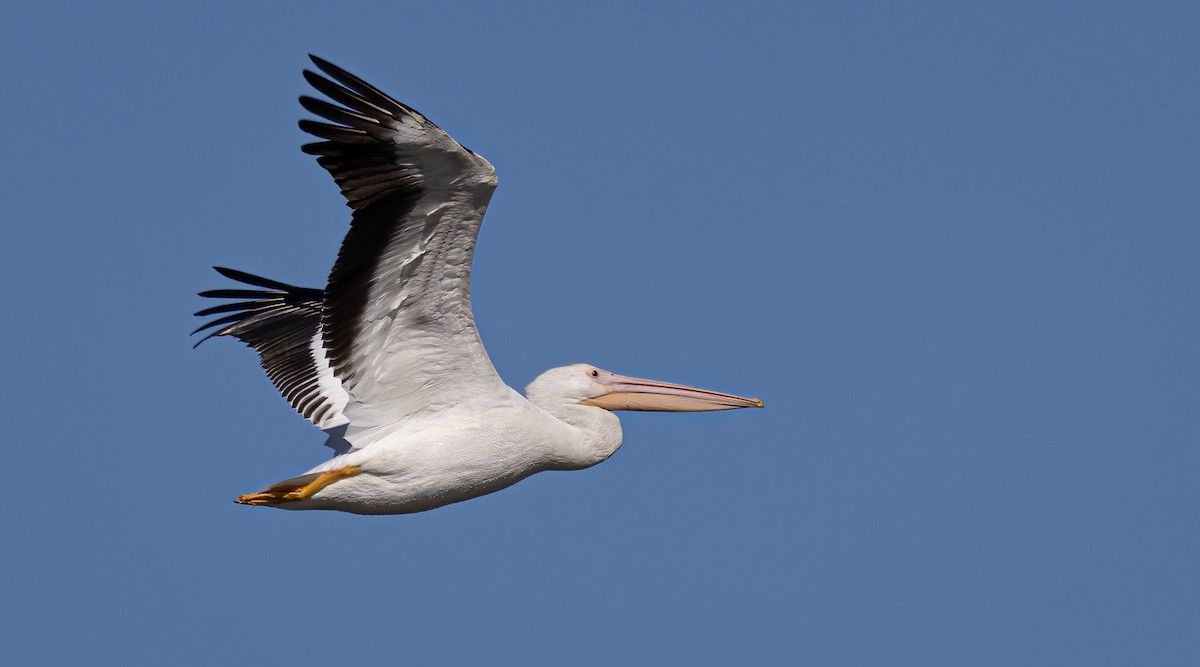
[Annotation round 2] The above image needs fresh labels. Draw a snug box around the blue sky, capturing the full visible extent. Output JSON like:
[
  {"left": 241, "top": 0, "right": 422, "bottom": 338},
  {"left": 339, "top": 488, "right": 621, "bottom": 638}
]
[{"left": 2, "top": 1, "right": 1197, "bottom": 664}]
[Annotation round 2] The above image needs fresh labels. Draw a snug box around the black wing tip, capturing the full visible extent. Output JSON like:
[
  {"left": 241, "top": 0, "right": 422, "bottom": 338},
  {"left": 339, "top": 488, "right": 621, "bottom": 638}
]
[
  {"left": 308, "top": 53, "right": 333, "bottom": 70},
  {"left": 197, "top": 288, "right": 273, "bottom": 299},
  {"left": 302, "top": 58, "right": 362, "bottom": 98},
  {"left": 301, "top": 68, "right": 330, "bottom": 89},
  {"left": 299, "top": 141, "right": 330, "bottom": 156},
  {"left": 307, "top": 54, "right": 354, "bottom": 85},
  {"left": 192, "top": 267, "right": 324, "bottom": 345},
  {"left": 206, "top": 266, "right": 318, "bottom": 293},
  {"left": 191, "top": 322, "right": 228, "bottom": 347},
  {"left": 213, "top": 265, "right": 255, "bottom": 282},
  {"left": 297, "top": 95, "right": 325, "bottom": 114},
  {"left": 301, "top": 55, "right": 418, "bottom": 120}
]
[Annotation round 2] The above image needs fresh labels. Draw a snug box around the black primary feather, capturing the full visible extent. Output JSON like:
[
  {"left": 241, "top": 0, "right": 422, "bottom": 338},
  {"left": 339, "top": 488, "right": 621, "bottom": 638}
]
[{"left": 192, "top": 267, "right": 340, "bottom": 427}]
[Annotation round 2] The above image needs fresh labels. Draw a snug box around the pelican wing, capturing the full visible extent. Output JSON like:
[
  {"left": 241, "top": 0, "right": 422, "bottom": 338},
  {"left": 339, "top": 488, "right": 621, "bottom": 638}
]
[
  {"left": 193, "top": 267, "right": 349, "bottom": 431},
  {"left": 300, "top": 56, "right": 506, "bottom": 441}
]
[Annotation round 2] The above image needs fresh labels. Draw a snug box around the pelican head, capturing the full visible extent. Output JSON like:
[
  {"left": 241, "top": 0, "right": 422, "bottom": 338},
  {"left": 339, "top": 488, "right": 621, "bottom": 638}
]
[{"left": 527, "top": 363, "right": 764, "bottom": 412}]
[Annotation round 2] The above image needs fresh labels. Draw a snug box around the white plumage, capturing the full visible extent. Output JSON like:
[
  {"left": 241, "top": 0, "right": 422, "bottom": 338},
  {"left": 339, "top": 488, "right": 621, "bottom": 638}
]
[{"left": 194, "top": 56, "right": 762, "bottom": 514}]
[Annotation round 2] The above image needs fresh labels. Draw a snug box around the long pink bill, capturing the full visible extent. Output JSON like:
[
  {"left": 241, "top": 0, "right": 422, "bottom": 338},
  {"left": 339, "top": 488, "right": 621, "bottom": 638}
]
[{"left": 581, "top": 371, "right": 764, "bottom": 412}]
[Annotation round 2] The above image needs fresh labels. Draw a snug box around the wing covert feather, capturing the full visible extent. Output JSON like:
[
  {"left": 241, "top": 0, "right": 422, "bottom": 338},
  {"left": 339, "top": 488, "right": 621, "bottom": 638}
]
[{"left": 300, "top": 56, "right": 506, "bottom": 439}]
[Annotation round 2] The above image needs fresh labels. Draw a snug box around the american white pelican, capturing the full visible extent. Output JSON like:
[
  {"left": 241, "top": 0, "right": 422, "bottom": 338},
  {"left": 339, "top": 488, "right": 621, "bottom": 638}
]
[{"left": 194, "top": 56, "right": 763, "bottom": 515}]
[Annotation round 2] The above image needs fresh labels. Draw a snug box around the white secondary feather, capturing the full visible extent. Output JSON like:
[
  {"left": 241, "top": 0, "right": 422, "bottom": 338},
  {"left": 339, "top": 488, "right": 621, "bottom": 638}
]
[{"left": 308, "top": 324, "right": 349, "bottom": 429}]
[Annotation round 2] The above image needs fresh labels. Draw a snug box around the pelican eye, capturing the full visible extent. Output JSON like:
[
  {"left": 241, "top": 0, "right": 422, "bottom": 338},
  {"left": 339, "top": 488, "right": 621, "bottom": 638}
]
[{"left": 590, "top": 369, "right": 599, "bottom": 378}]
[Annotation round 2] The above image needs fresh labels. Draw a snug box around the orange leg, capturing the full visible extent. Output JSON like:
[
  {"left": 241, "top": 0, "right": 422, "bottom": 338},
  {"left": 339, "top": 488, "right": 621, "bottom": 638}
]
[{"left": 236, "top": 466, "right": 362, "bottom": 506}]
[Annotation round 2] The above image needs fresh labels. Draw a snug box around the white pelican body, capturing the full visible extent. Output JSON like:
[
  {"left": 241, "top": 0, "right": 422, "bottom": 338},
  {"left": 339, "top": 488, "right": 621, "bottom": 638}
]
[
  {"left": 289, "top": 370, "right": 617, "bottom": 514},
  {"left": 195, "top": 57, "right": 761, "bottom": 515}
]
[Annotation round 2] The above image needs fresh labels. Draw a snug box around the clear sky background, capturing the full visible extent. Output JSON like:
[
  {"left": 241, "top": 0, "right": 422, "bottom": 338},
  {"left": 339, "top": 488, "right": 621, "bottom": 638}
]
[{"left": 2, "top": 1, "right": 1197, "bottom": 664}]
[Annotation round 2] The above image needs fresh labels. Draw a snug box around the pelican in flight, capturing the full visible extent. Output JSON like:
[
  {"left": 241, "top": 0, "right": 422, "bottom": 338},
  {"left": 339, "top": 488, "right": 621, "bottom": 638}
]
[{"left": 194, "top": 56, "right": 762, "bottom": 515}]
